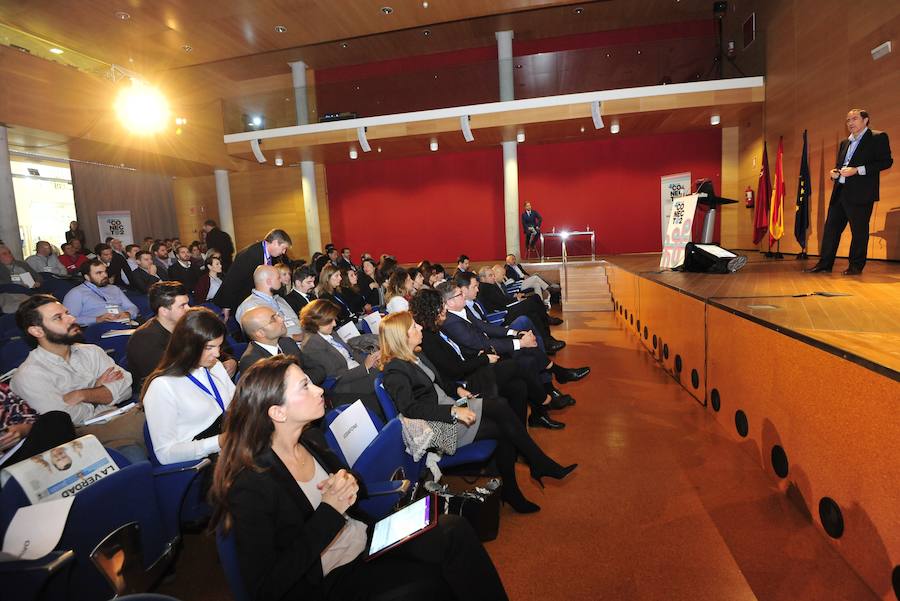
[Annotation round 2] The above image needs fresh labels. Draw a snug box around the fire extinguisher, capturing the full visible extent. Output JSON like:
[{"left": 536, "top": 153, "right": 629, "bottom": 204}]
[{"left": 745, "top": 186, "right": 754, "bottom": 208}]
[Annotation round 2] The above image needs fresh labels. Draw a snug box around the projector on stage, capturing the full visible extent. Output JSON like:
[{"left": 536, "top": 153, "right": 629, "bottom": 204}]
[{"left": 681, "top": 242, "right": 748, "bottom": 273}]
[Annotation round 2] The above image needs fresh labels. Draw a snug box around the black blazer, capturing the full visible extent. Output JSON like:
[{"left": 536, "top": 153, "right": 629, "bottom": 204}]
[
  {"left": 214, "top": 241, "right": 266, "bottom": 311},
  {"left": 521, "top": 210, "right": 542, "bottom": 233},
  {"left": 129, "top": 267, "right": 161, "bottom": 295},
  {"left": 227, "top": 437, "right": 370, "bottom": 601},
  {"left": 238, "top": 337, "right": 327, "bottom": 385},
  {"left": 477, "top": 283, "right": 513, "bottom": 313},
  {"left": 168, "top": 261, "right": 201, "bottom": 293},
  {"left": 205, "top": 227, "right": 235, "bottom": 270},
  {"left": 381, "top": 356, "right": 458, "bottom": 423},
  {"left": 126, "top": 318, "right": 170, "bottom": 391},
  {"left": 355, "top": 273, "right": 381, "bottom": 306},
  {"left": 505, "top": 263, "right": 529, "bottom": 282},
  {"left": 339, "top": 286, "right": 367, "bottom": 315},
  {"left": 284, "top": 289, "right": 314, "bottom": 315},
  {"left": 105, "top": 253, "right": 131, "bottom": 286},
  {"left": 832, "top": 129, "right": 893, "bottom": 205}
]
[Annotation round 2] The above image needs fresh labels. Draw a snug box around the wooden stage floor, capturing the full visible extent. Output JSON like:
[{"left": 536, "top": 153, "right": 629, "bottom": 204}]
[{"left": 597, "top": 253, "right": 900, "bottom": 379}]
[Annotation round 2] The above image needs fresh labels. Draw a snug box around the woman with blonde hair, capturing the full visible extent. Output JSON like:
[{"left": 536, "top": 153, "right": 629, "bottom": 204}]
[{"left": 379, "top": 311, "right": 576, "bottom": 513}]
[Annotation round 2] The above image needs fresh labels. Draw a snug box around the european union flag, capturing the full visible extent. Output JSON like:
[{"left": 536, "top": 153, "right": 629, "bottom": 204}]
[{"left": 794, "top": 129, "right": 811, "bottom": 249}]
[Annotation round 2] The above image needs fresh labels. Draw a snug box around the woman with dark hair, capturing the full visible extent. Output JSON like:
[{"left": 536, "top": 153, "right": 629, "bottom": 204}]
[
  {"left": 194, "top": 255, "right": 224, "bottom": 302},
  {"left": 142, "top": 307, "right": 235, "bottom": 465},
  {"left": 410, "top": 288, "right": 566, "bottom": 429},
  {"left": 384, "top": 269, "right": 414, "bottom": 314},
  {"left": 357, "top": 258, "right": 381, "bottom": 307},
  {"left": 209, "top": 355, "right": 508, "bottom": 601},
  {"left": 339, "top": 268, "right": 370, "bottom": 315},
  {"left": 315, "top": 264, "right": 355, "bottom": 325},
  {"left": 406, "top": 267, "right": 425, "bottom": 294},
  {"left": 379, "top": 312, "right": 576, "bottom": 514}
]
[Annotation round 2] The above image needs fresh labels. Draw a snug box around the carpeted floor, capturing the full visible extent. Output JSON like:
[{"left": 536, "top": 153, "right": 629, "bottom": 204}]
[{"left": 158, "top": 310, "right": 876, "bottom": 600}]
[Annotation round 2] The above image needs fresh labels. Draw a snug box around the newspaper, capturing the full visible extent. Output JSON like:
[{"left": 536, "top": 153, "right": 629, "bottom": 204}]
[{"left": 0, "top": 435, "right": 119, "bottom": 505}]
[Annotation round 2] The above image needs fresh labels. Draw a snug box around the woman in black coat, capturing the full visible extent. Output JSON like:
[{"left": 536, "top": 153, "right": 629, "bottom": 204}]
[
  {"left": 410, "top": 288, "right": 567, "bottom": 430},
  {"left": 210, "top": 355, "right": 508, "bottom": 601},
  {"left": 379, "top": 312, "right": 577, "bottom": 514}
]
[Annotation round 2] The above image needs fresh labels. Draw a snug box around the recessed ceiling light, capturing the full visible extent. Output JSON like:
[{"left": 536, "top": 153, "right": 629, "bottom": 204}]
[
  {"left": 251, "top": 116, "right": 262, "bottom": 127},
  {"left": 341, "top": 42, "right": 349, "bottom": 49},
  {"left": 182, "top": 44, "right": 193, "bottom": 53},
  {"left": 580, "top": 126, "right": 586, "bottom": 133},
  {"left": 275, "top": 155, "right": 284, "bottom": 166},
  {"left": 610, "top": 119, "right": 620, "bottom": 134},
  {"left": 515, "top": 64, "right": 523, "bottom": 69},
  {"left": 349, "top": 148, "right": 358, "bottom": 160},
  {"left": 430, "top": 139, "right": 438, "bottom": 152},
  {"left": 423, "top": 29, "right": 431, "bottom": 36},
  {"left": 573, "top": 7, "right": 584, "bottom": 14},
  {"left": 381, "top": 6, "right": 394, "bottom": 14},
  {"left": 516, "top": 131, "right": 525, "bottom": 143},
  {"left": 49, "top": 47, "right": 64, "bottom": 55},
  {"left": 377, "top": 147, "right": 382, "bottom": 153},
  {"left": 422, "top": 1, "right": 429, "bottom": 7},
  {"left": 274, "top": 25, "right": 287, "bottom": 33},
  {"left": 637, "top": 49, "right": 642, "bottom": 55},
  {"left": 114, "top": 11, "right": 130, "bottom": 20},
  {"left": 710, "top": 114, "right": 721, "bottom": 126},
  {"left": 605, "top": 52, "right": 611, "bottom": 58}
]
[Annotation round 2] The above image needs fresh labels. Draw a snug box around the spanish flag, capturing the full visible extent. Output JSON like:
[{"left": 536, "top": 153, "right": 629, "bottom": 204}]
[{"left": 768, "top": 136, "right": 785, "bottom": 242}]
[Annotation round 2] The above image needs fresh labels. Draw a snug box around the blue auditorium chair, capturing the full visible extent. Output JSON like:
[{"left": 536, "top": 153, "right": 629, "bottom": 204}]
[
  {"left": 123, "top": 291, "right": 151, "bottom": 320},
  {"left": 0, "top": 337, "right": 32, "bottom": 374},
  {"left": 215, "top": 526, "right": 250, "bottom": 601},
  {"left": 83, "top": 322, "right": 135, "bottom": 369}
]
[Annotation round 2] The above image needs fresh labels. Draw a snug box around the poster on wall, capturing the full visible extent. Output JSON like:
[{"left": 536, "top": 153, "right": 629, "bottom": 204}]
[
  {"left": 660, "top": 172, "right": 691, "bottom": 248},
  {"left": 97, "top": 211, "right": 134, "bottom": 246},
  {"left": 660, "top": 193, "right": 700, "bottom": 270}
]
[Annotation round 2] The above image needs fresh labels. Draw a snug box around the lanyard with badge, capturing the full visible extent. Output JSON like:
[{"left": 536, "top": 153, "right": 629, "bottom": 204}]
[
  {"left": 85, "top": 283, "right": 121, "bottom": 315},
  {"left": 186, "top": 368, "right": 225, "bottom": 413}
]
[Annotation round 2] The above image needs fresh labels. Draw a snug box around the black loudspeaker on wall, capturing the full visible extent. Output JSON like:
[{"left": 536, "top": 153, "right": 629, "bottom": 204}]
[{"left": 681, "top": 242, "right": 748, "bottom": 274}]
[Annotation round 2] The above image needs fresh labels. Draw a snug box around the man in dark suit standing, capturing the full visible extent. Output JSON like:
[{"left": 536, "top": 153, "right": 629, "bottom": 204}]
[
  {"left": 521, "top": 202, "right": 542, "bottom": 256},
  {"left": 806, "top": 109, "right": 893, "bottom": 275},
  {"left": 203, "top": 219, "right": 235, "bottom": 272},
  {"left": 213, "top": 229, "right": 292, "bottom": 319}
]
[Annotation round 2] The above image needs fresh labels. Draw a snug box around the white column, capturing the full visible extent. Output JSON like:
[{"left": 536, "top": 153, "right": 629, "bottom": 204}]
[
  {"left": 288, "top": 61, "right": 310, "bottom": 126},
  {"left": 0, "top": 126, "right": 22, "bottom": 259},
  {"left": 502, "top": 141, "right": 521, "bottom": 258},
  {"left": 495, "top": 30, "right": 514, "bottom": 102},
  {"left": 214, "top": 169, "right": 236, "bottom": 243},
  {"left": 289, "top": 60, "right": 322, "bottom": 254}
]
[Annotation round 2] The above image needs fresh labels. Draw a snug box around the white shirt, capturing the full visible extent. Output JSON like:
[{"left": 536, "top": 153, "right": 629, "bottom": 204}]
[
  {"left": 206, "top": 274, "right": 222, "bottom": 301},
  {"left": 143, "top": 362, "right": 235, "bottom": 464},
  {"left": 10, "top": 344, "right": 133, "bottom": 426}
]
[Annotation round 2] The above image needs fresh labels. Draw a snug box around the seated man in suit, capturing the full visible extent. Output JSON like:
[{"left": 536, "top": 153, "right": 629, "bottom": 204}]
[
  {"left": 438, "top": 281, "right": 588, "bottom": 396},
  {"left": 454, "top": 254, "right": 472, "bottom": 277},
  {"left": 168, "top": 245, "right": 201, "bottom": 292},
  {"left": 94, "top": 243, "right": 131, "bottom": 287},
  {"left": 238, "top": 305, "right": 326, "bottom": 383},
  {"left": 235, "top": 265, "right": 304, "bottom": 341},
  {"left": 337, "top": 247, "right": 357, "bottom": 271},
  {"left": 63, "top": 260, "right": 139, "bottom": 326},
  {"left": 504, "top": 253, "right": 559, "bottom": 302},
  {"left": 492, "top": 264, "right": 563, "bottom": 326},
  {"left": 129, "top": 250, "right": 162, "bottom": 294},
  {"left": 284, "top": 265, "right": 317, "bottom": 315},
  {"left": 127, "top": 281, "right": 237, "bottom": 392},
  {"left": 150, "top": 242, "right": 172, "bottom": 280}
]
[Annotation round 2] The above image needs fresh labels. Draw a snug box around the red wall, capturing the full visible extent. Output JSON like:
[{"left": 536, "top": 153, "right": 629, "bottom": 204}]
[
  {"left": 327, "top": 148, "right": 505, "bottom": 263},
  {"left": 326, "top": 130, "right": 722, "bottom": 261}
]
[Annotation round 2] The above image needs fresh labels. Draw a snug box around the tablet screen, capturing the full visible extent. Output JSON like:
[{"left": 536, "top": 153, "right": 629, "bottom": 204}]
[{"left": 367, "top": 495, "right": 434, "bottom": 559}]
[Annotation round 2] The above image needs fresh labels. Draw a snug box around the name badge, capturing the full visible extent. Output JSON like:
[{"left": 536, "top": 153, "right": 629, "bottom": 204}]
[
  {"left": 105, "top": 304, "right": 120, "bottom": 315},
  {"left": 10, "top": 274, "right": 21, "bottom": 283},
  {"left": 284, "top": 319, "right": 297, "bottom": 328}
]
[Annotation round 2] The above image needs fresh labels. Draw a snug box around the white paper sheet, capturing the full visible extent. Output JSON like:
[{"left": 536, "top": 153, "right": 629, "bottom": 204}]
[
  {"left": 1, "top": 497, "right": 75, "bottom": 561},
  {"left": 336, "top": 321, "right": 361, "bottom": 341},
  {"left": 362, "top": 312, "right": 382, "bottom": 335},
  {"left": 328, "top": 400, "right": 379, "bottom": 467}
]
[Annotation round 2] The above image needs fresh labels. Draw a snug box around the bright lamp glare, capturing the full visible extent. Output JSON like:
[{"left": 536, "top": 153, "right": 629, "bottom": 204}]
[
  {"left": 115, "top": 81, "right": 171, "bottom": 134},
  {"left": 561, "top": 231, "right": 570, "bottom": 240}
]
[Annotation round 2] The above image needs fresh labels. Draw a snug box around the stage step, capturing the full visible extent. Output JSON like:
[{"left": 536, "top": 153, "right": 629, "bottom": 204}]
[{"left": 560, "top": 264, "right": 613, "bottom": 312}]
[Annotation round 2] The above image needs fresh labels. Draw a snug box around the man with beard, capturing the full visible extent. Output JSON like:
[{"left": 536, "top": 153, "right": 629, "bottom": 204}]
[
  {"left": 235, "top": 265, "right": 303, "bottom": 341},
  {"left": 10, "top": 295, "right": 145, "bottom": 460},
  {"left": 63, "top": 260, "right": 138, "bottom": 325}
]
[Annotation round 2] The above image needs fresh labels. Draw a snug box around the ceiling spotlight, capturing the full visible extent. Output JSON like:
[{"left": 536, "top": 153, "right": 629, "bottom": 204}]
[
  {"left": 49, "top": 47, "right": 64, "bottom": 55},
  {"left": 377, "top": 147, "right": 382, "bottom": 153},
  {"left": 636, "top": 49, "right": 642, "bottom": 55},
  {"left": 115, "top": 79, "right": 170, "bottom": 135},
  {"left": 423, "top": 29, "right": 431, "bottom": 36},
  {"left": 605, "top": 52, "right": 611, "bottom": 58},
  {"left": 430, "top": 139, "right": 438, "bottom": 152},
  {"left": 341, "top": 42, "right": 349, "bottom": 49},
  {"left": 274, "top": 25, "right": 287, "bottom": 33},
  {"left": 349, "top": 148, "right": 358, "bottom": 160},
  {"left": 422, "top": 1, "right": 429, "bottom": 6},
  {"left": 610, "top": 119, "right": 620, "bottom": 134},
  {"left": 710, "top": 114, "right": 721, "bottom": 126},
  {"left": 114, "top": 11, "right": 131, "bottom": 20},
  {"left": 251, "top": 116, "right": 262, "bottom": 127},
  {"left": 381, "top": 6, "right": 394, "bottom": 14},
  {"left": 573, "top": 7, "right": 584, "bottom": 14},
  {"left": 182, "top": 44, "right": 193, "bottom": 53},
  {"left": 175, "top": 117, "right": 187, "bottom": 126},
  {"left": 580, "top": 126, "right": 586, "bottom": 133},
  {"left": 515, "top": 64, "right": 523, "bottom": 69},
  {"left": 516, "top": 131, "right": 525, "bottom": 143},
  {"left": 275, "top": 155, "right": 284, "bottom": 166}
]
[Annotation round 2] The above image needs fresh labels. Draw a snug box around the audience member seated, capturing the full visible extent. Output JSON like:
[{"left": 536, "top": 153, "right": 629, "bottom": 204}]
[
  {"left": 236, "top": 265, "right": 304, "bottom": 341},
  {"left": 357, "top": 258, "right": 382, "bottom": 307},
  {"left": 299, "top": 300, "right": 382, "bottom": 408},
  {"left": 315, "top": 264, "right": 357, "bottom": 325},
  {"left": 0, "top": 243, "right": 43, "bottom": 288},
  {"left": 430, "top": 263, "right": 447, "bottom": 286},
  {"left": 151, "top": 242, "right": 173, "bottom": 279},
  {"left": 62, "top": 260, "right": 138, "bottom": 326},
  {"left": 380, "top": 312, "right": 576, "bottom": 513},
  {"left": 384, "top": 269, "right": 414, "bottom": 314},
  {"left": 129, "top": 250, "right": 162, "bottom": 294},
  {"left": 209, "top": 355, "right": 508, "bottom": 601},
  {"left": 339, "top": 268, "right": 371, "bottom": 316},
  {"left": 505, "top": 253, "right": 559, "bottom": 302},
  {"left": 58, "top": 242, "right": 88, "bottom": 276},
  {"left": 275, "top": 262, "right": 293, "bottom": 298},
  {"left": 238, "top": 306, "right": 326, "bottom": 384},
  {"left": 25, "top": 240, "right": 68, "bottom": 277},
  {"left": 124, "top": 244, "right": 141, "bottom": 272},
  {"left": 314, "top": 246, "right": 339, "bottom": 275},
  {"left": 0, "top": 382, "right": 76, "bottom": 467},
  {"left": 168, "top": 245, "right": 202, "bottom": 292},
  {"left": 194, "top": 255, "right": 224, "bottom": 302},
  {"left": 10, "top": 295, "right": 145, "bottom": 460},
  {"left": 410, "top": 288, "right": 568, "bottom": 430},
  {"left": 95, "top": 243, "right": 131, "bottom": 287},
  {"left": 337, "top": 246, "right": 357, "bottom": 271},
  {"left": 492, "top": 265, "right": 562, "bottom": 326},
  {"left": 214, "top": 229, "right": 292, "bottom": 319},
  {"left": 284, "top": 265, "right": 316, "bottom": 315},
  {"left": 189, "top": 242, "right": 205, "bottom": 268},
  {"left": 454, "top": 254, "right": 472, "bottom": 277},
  {"left": 142, "top": 307, "right": 235, "bottom": 464}
]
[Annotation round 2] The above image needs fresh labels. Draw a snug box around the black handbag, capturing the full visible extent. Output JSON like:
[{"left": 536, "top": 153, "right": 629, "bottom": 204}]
[{"left": 428, "top": 477, "right": 502, "bottom": 542}]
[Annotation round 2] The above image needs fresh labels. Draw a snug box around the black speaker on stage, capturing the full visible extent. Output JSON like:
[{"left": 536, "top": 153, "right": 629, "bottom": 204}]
[{"left": 682, "top": 242, "right": 748, "bottom": 273}]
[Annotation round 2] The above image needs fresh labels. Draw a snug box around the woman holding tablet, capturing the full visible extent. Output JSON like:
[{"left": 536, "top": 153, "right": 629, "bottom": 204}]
[
  {"left": 210, "top": 355, "right": 507, "bottom": 601},
  {"left": 379, "top": 312, "right": 577, "bottom": 514}
]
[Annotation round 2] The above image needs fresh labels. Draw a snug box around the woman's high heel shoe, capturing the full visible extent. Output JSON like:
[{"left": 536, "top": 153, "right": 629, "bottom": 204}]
[{"left": 530, "top": 463, "right": 578, "bottom": 489}]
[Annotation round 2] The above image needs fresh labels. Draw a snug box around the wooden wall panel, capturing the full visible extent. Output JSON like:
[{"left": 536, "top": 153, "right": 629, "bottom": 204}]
[
  {"left": 746, "top": 1, "right": 900, "bottom": 260},
  {"left": 172, "top": 175, "right": 220, "bottom": 246}
]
